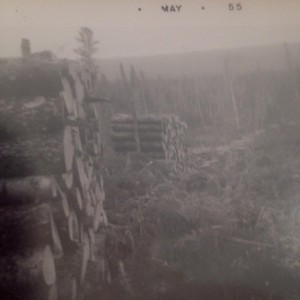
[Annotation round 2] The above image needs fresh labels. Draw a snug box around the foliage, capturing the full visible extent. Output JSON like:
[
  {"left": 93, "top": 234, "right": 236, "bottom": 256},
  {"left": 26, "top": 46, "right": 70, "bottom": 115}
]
[
  {"left": 96, "top": 63, "right": 300, "bottom": 138},
  {"left": 74, "top": 27, "right": 99, "bottom": 68},
  {"left": 101, "top": 124, "right": 300, "bottom": 299},
  {"left": 93, "top": 48, "right": 300, "bottom": 299}
]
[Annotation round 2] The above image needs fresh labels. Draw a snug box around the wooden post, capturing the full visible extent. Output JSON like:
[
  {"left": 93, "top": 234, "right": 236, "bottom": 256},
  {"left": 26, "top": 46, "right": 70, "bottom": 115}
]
[
  {"left": 130, "top": 66, "right": 141, "bottom": 152},
  {"left": 224, "top": 58, "right": 240, "bottom": 131},
  {"left": 284, "top": 42, "right": 300, "bottom": 102},
  {"left": 21, "top": 38, "right": 31, "bottom": 58}
]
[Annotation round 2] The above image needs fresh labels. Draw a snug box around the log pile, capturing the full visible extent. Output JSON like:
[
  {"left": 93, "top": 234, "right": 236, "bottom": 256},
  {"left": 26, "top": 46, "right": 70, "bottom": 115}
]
[
  {"left": 0, "top": 58, "right": 108, "bottom": 300},
  {"left": 111, "top": 114, "right": 188, "bottom": 173}
]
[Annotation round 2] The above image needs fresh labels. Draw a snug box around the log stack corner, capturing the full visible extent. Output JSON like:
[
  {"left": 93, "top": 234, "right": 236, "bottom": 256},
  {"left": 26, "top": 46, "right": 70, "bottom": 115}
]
[
  {"left": 111, "top": 113, "right": 188, "bottom": 174},
  {"left": 0, "top": 55, "right": 108, "bottom": 300}
]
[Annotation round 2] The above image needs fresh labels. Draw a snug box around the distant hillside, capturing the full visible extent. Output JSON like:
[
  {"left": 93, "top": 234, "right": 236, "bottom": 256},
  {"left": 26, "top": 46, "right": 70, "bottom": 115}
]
[{"left": 96, "top": 42, "right": 300, "bottom": 80}]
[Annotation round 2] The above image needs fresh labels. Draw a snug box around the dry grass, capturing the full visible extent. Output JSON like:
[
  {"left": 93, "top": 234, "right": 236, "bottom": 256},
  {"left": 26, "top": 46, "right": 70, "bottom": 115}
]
[{"left": 97, "top": 124, "right": 300, "bottom": 299}]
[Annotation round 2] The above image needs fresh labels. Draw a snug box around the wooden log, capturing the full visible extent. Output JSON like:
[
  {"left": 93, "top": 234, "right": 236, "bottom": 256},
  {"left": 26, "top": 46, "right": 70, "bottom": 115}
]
[
  {"left": 146, "top": 152, "right": 166, "bottom": 159},
  {"left": 138, "top": 124, "right": 163, "bottom": 132},
  {"left": 111, "top": 123, "right": 135, "bottom": 132},
  {"left": 111, "top": 114, "right": 134, "bottom": 124},
  {"left": 65, "top": 187, "right": 83, "bottom": 216},
  {"left": 88, "top": 228, "right": 96, "bottom": 262},
  {"left": 0, "top": 245, "right": 56, "bottom": 293},
  {"left": 75, "top": 187, "right": 83, "bottom": 212},
  {"left": 112, "top": 141, "right": 165, "bottom": 152},
  {"left": 61, "top": 171, "right": 74, "bottom": 190},
  {"left": 61, "top": 73, "right": 76, "bottom": 114},
  {"left": 113, "top": 145, "right": 137, "bottom": 152},
  {"left": 63, "top": 126, "right": 76, "bottom": 173},
  {"left": 112, "top": 113, "right": 166, "bottom": 124},
  {"left": 60, "top": 79, "right": 74, "bottom": 117},
  {"left": 0, "top": 175, "right": 55, "bottom": 205},
  {"left": 112, "top": 113, "right": 187, "bottom": 170},
  {"left": 61, "top": 72, "right": 85, "bottom": 121},
  {"left": 74, "top": 156, "right": 90, "bottom": 190},
  {"left": 68, "top": 211, "right": 80, "bottom": 243},
  {"left": 0, "top": 204, "right": 57, "bottom": 255},
  {"left": 112, "top": 141, "right": 137, "bottom": 152},
  {"left": 85, "top": 195, "right": 95, "bottom": 218},
  {"left": 88, "top": 187, "right": 97, "bottom": 206},
  {"left": 71, "top": 126, "right": 83, "bottom": 155},
  {"left": 77, "top": 104, "right": 86, "bottom": 120},
  {"left": 93, "top": 179, "right": 105, "bottom": 204},
  {"left": 111, "top": 132, "right": 135, "bottom": 142},
  {"left": 138, "top": 115, "right": 164, "bottom": 124},
  {"left": 55, "top": 185, "right": 70, "bottom": 218},
  {"left": 43, "top": 245, "right": 57, "bottom": 285},
  {"left": 93, "top": 202, "right": 105, "bottom": 232},
  {"left": 51, "top": 200, "right": 79, "bottom": 254},
  {"left": 80, "top": 198, "right": 102, "bottom": 232},
  {"left": 80, "top": 232, "right": 90, "bottom": 284},
  {"left": 0, "top": 58, "right": 63, "bottom": 97},
  {"left": 0, "top": 96, "right": 64, "bottom": 141},
  {"left": 0, "top": 127, "right": 75, "bottom": 178},
  {"left": 139, "top": 132, "right": 163, "bottom": 142},
  {"left": 112, "top": 123, "right": 163, "bottom": 132},
  {"left": 140, "top": 141, "right": 164, "bottom": 152},
  {"left": 50, "top": 212, "right": 63, "bottom": 258},
  {"left": 65, "top": 118, "right": 97, "bottom": 132}
]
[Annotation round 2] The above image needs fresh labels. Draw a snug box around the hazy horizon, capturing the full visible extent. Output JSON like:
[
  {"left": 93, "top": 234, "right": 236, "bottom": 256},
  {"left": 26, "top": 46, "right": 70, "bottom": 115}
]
[{"left": 1, "top": 0, "right": 300, "bottom": 59}]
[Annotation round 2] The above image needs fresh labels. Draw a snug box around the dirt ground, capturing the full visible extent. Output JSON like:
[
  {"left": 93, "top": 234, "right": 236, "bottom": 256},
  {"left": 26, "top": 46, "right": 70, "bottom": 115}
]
[{"left": 94, "top": 124, "right": 300, "bottom": 300}]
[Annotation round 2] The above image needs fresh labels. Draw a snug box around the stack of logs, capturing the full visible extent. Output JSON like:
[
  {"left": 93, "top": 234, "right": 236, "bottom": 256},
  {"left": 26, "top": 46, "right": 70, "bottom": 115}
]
[
  {"left": 0, "top": 58, "right": 107, "bottom": 300},
  {"left": 111, "top": 114, "right": 188, "bottom": 173}
]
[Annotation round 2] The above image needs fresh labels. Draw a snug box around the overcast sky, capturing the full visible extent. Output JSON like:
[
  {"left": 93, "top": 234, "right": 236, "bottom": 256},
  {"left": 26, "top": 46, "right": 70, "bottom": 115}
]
[{"left": 1, "top": 0, "right": 300, "bottom": 59}]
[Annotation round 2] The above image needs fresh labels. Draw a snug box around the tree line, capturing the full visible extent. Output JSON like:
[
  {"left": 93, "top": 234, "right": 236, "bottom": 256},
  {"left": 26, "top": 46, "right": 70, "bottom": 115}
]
[{"left": 95, "top": 61, "right": 300, "bottom": 136}]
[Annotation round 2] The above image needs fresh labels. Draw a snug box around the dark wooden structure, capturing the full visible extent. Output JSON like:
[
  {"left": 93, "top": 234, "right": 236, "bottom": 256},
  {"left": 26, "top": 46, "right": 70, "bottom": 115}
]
[{"left": 0, "top": 47, "right": 108, "bottom": 299}]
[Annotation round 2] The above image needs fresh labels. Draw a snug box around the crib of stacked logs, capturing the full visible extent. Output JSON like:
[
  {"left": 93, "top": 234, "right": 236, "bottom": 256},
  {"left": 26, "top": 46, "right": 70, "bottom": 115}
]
[
  {"left": 0, "top": 58, "right": 108, "bottom": 300},
  {"left": 111, "top": 114, "right": 188, "bottom": 173}
]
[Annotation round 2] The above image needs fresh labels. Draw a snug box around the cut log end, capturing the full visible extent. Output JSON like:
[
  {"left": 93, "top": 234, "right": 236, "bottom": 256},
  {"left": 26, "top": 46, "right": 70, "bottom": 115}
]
[
  {"left": 80, "top": 232, "right": 90, "bottom": 285},
  {"left": 43, "top": 245, "right": 56, "bottom": 286},
  {"left": 63, "top": 126, "right": 75, "bottom": 173}
]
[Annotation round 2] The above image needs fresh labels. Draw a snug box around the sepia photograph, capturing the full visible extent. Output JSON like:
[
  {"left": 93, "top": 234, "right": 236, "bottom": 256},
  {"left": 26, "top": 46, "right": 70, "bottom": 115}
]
[{"left": 0, "top": 0, "right": 300, "bottom": 299}]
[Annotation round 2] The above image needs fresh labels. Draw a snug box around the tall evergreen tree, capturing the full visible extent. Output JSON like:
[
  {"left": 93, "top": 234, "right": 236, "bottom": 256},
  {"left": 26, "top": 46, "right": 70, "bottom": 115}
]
[{"left": 74, "top": 27, "right": 98, "bottom": 68}]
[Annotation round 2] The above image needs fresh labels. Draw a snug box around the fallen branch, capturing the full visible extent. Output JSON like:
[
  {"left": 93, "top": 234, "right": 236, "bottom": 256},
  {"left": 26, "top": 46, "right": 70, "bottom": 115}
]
[
  {"left": 137, "top": 161, "right": 153, "bottom": 177},
  {"left": 228, "top": 236, "right": 273, "bottom": 248}
]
